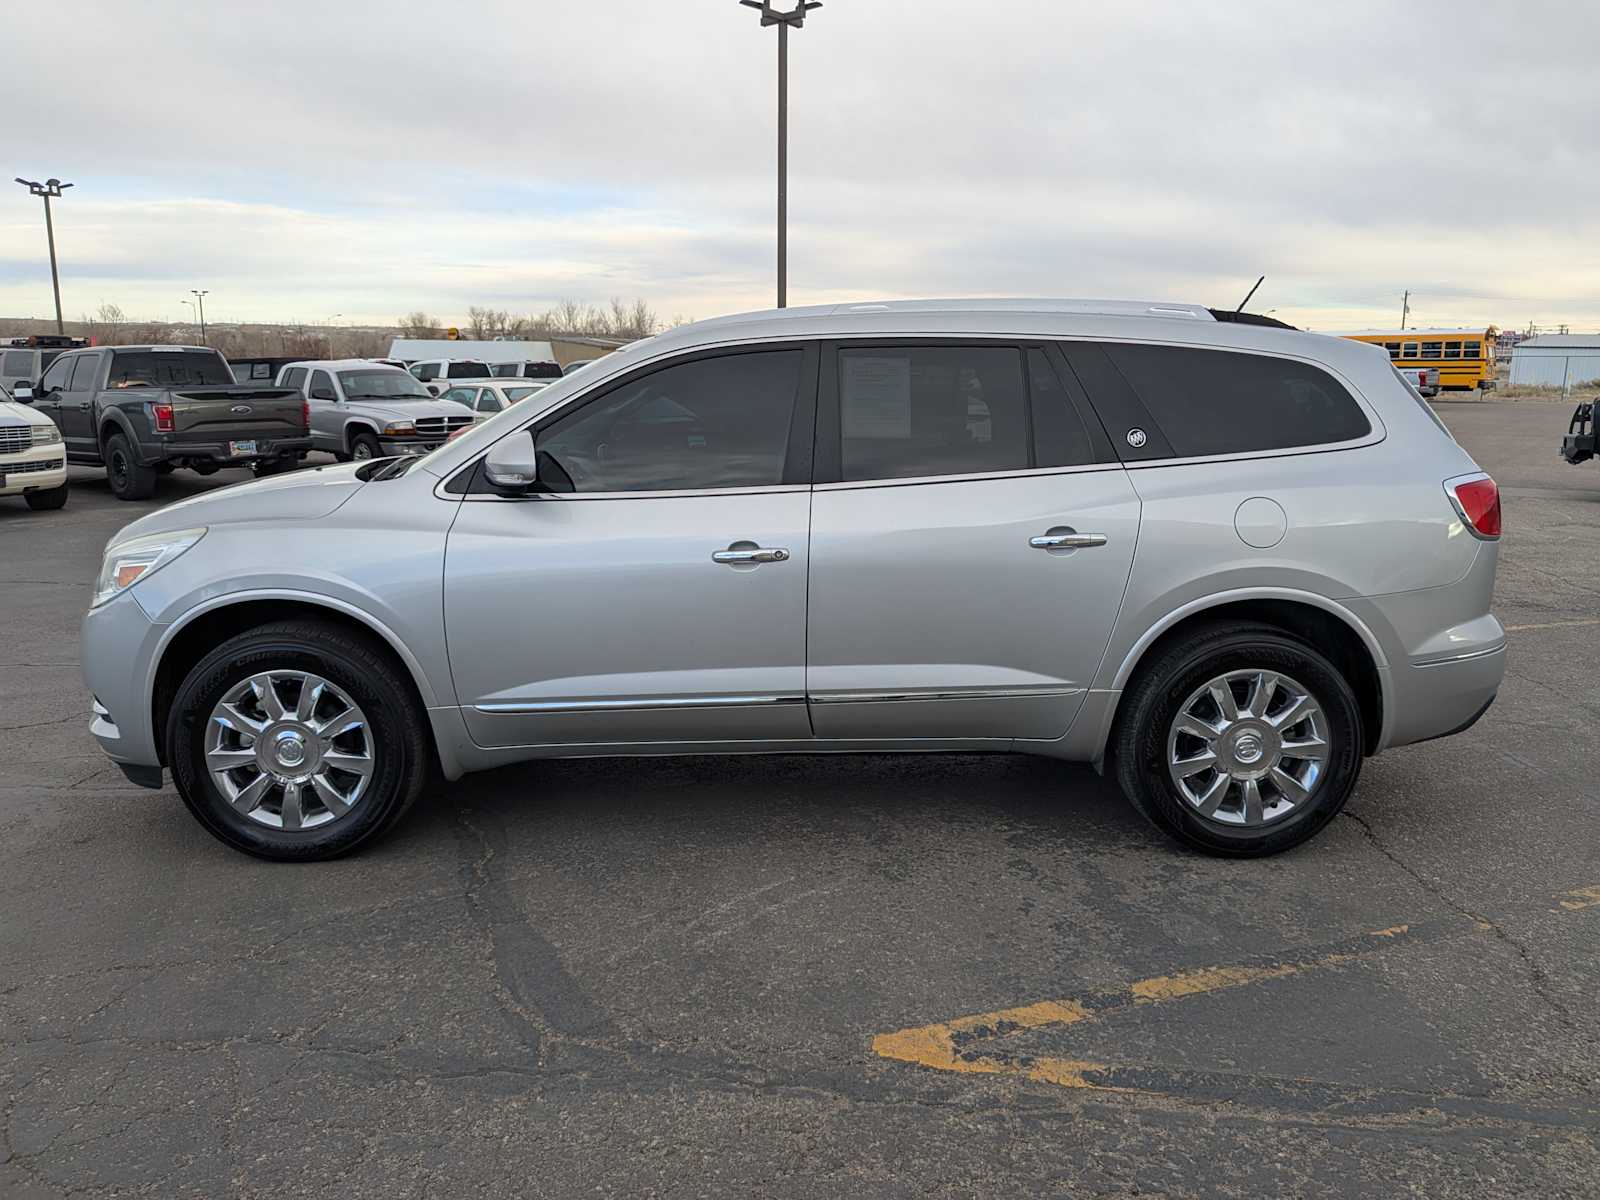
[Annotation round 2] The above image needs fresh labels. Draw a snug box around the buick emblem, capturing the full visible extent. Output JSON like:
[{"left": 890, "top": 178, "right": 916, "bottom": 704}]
[
  {"left": 1125, "top": 428, "right": 1147, "bottom": 448},
  {"left": 230, "top": 404, "right": 253, "bottom": 415}
]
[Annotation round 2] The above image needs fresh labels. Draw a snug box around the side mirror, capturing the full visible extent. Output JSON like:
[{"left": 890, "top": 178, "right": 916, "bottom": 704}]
[
  {"left": 426, "top": 383, "right": 442, "bottom": 397},
  {"left": 310, "top": 386, "right": 336, "bottom": 401},
  {"left": 483, "top": 433, "right": 539, "bottom": 494},
  {"left": 11, "top": 385, "right": 34, "bottom": 403}
]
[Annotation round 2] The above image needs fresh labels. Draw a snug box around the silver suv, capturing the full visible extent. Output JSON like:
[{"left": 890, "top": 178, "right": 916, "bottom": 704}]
[{"left": 81, "top": 300, "right": 1505, "bottom": 861}]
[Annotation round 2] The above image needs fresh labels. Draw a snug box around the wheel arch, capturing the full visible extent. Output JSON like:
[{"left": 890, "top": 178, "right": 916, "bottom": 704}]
[
  {"left": 98, "top": 407, "right": 141, "bottom": 454},
  {"left": 149, "top": 592, "right": 458, "bottom": 778},
  {"left": 344, "top": 421, "right": 380, "bottom": 453},
  {"left": 1103, "top": 592, "right": 1389, "bottom": 761}
]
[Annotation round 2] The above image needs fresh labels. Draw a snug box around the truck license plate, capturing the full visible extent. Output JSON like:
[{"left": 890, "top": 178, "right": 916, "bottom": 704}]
[{"left": 229, "top": 440, "right": 257, "bottom": 457}]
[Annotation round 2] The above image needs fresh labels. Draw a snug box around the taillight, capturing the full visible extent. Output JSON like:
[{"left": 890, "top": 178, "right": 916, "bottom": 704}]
[
  {"left": 302, "top": 399, "right": 311, "bottom": 428},
  {"left": 152, "top": 402, "right": 175, "bottom": 433},
  {"left": 1447, "top": 474, "right": 1501, "bottom": 539}
]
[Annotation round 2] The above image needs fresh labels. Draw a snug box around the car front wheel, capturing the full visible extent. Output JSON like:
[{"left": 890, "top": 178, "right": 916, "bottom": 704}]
[
  {"left": 24, "top": 481, "right": 69, "bottom": 510},
  {"left": 1114, "top": 622, "right": 1362, "bottom": 857},
  {"left": 167, "top": 620, "right": 431, "bottom": 861}
]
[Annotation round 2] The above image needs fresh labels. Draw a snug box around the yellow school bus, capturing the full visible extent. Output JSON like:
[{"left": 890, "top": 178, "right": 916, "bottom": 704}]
[{"left": 1342, "top": 327, "right": 1498, "bottom": 391}]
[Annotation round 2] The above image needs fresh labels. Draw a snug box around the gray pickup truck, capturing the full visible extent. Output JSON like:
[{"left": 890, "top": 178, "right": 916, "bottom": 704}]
[
  {"left": 276, "top": 359, "right": 475, "bottom": 461},
  {"left": 24, "top": 345, "right": 310, "bottom": 499}
]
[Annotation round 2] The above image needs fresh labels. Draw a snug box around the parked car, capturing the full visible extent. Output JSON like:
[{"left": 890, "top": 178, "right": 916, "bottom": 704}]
[
  {"left": 1, "top": 334, "right": 88, "bottom": 397},
  {"left": 33, "top": 345, "right": 310, "bottom": 499},
  {"left": 487, "top": 360, "right": 564, "bottom": 380},
  {"left": 81, "top": 299, "right": 1504, "bottom": 861},
  {"left": 406, "top": 358, "right": 495, "bottom": 396},
  {"left": 1394, "top": 364, "right": 1441, "bottom": 398},
  {"left": 437, "top": 378, "right": 554, "bottom": 419},
  {"left": 562, "top": 358, "right": 601, "bottom": 375},
  {"left": 276, "top": 360, "right": 475, "bottom": 461},
  {"left": 0, "top": 381, "right": 68, "bottom": 510}
]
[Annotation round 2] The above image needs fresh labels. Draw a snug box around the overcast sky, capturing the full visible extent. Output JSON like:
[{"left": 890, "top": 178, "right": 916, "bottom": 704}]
[{"left": 3, "top": 1, "right": 1597, "bottom": 333}]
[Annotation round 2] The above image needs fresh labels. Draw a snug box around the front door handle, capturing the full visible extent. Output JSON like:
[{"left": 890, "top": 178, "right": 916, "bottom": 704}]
[
  {"left": 713, "top": 544, "right": 790, "bottom": 565},
  {"left": 1030, "top": 530, "right": 1108, "bottom": 550}
]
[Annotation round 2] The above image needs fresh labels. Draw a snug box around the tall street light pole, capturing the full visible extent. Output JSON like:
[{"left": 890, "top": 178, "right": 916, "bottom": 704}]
[
  {"left": 191, "top": 289, "right": 209, "bottom": 346},
  {"left": 14, "top": 177, "right": 74, "bottom": 334},
  {"left": 739, "top": 1, "right": 821, "bottom": 309}
]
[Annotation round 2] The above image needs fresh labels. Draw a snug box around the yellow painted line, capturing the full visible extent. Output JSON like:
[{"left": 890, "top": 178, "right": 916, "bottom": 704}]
[
  {"left": 1557, "top": 886, "right": 1600, "bottom": 912},
  {"left": 1503, "top": 618, "right": 1600, "bottom": 633},
  {"left": 873, "top": 895, "right": 1599, "bottom": 1093}
]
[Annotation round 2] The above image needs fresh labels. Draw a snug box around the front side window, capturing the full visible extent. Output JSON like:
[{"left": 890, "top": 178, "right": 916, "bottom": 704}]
[
  {"left": 39, "top": 355, "right": 73, "bottom": 392},
  {"left": 537, "top": 350, "right": 802, "bottom": 493},
  {"left": 1100, "top": 343, "right": 1371, "bottom": 457},
  {"left": 108, "top": 350, "right": 233, "bottom": 388},
  {"left": 476, "top": 390, "right": 504, "bottom": 413},
  {"left": 307, "top": 370, "right": 335, "bottom": 398},
  {"left": 338, "top": 369, "right": 431, "bottom": 400},
  {"left": 838, "top": 347, "right": 1028, "bottom": 481}
]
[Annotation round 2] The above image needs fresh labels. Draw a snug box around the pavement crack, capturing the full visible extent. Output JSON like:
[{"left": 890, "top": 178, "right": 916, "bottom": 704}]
[{"left": 1342, "top": 810, "right": 1582, "bottom": 1034}]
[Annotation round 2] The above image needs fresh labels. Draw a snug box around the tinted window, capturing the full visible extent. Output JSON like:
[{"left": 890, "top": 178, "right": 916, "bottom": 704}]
[
  {"left": 1401, "top": 343, "right": 1418, "bottom": 358},
  {"left": 1027, "top": 349, "right": 1095, "bottom": 468},
  {"left": 281, "top": 367, "right": 307, "bottom": 391},
  {"left": 1463, "top": 341, "right": 1482, "bottom": 357},
  {"left": 108, "top": 350, "right": 233, "bottom": 387},
  {"left": 440, "top": 387, "right": 475, "bottom": 405},
  {"left": 1420, "top": 341, "right": 1442, "bottom": 359},
  {"left": 68, "top": 354, "right": 100, "bottom": 390},
  {"left": 505, "top": 386, "right": 544, "bottom": 403},
  {"left": 447, "top": 360, "right": 491, "bottom": 379},
  {"left": 839, "top": 347, "right": 1028, "bottom": 481},
  {"left": 538, "top": 350, "right": 802, "bottom": 493},
  {"left": 308, "top": 370, "right": 334, "bottom": 398},
  {"left": 39, "top": 356, "right": 72, "bottom": 392},
  {"left": 413, "top": 362, "right": 439, "bottom": 381},
  {"left": 2, "top": 350, "right": 31, "bottom": 375},
  {"left": 477, "top": 390, "right": 504, "bottom": 413},
  {"left": 1101, "top": 344, "right": 1371, "bottom": 456}
]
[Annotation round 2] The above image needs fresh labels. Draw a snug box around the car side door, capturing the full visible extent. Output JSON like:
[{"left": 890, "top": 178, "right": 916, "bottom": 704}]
[
  {"left": 34, "top": 354, "right": 74, "bottom": 444},
  {"left": 443, "top": 343, "right": 819, "bottom": 749},
  {"left": 805, "top": 341, "right": 1141, "bottom": 741}
]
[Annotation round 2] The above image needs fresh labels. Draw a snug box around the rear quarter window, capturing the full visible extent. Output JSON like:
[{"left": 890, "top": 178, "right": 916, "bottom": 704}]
[{"left": 1100, "top": 343, "right": 1371, "bottom": 457}]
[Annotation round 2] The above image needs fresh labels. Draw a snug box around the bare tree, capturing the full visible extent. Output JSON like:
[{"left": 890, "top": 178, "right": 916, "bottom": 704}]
[{"left": 397, "top": 311, "right": 442, "bottom": 338}]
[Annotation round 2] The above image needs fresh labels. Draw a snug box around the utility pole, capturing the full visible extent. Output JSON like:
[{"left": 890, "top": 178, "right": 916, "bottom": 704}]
[
  {"left": 739, "top": 1, "right": 822, "bottom": 309},
  {"left": 1400, "top": 290, "right": 1410, "bottom": 331},
  {"left": 14, "top": 177, "right": 74, "bottom": 334},
  {"left": 190, "top": 289, "right": 209, "bottom": 346}
]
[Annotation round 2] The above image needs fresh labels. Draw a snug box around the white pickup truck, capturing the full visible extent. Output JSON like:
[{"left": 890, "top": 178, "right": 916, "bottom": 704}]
[{"left": 1394, "top": 364, "right": 1441, "bottom": 398}]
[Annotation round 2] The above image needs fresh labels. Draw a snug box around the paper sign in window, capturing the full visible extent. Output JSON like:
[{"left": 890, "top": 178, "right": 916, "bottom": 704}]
[{"left": 842, "top": 356, "right": 912, "bottom": 439}]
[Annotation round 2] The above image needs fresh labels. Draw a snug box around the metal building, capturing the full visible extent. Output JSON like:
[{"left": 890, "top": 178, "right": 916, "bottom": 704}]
[{"left": 1509, "top": 334, "right": 1600, "bottom": 390}]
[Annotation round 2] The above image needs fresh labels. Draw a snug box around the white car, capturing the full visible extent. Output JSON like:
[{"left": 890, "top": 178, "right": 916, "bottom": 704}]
[
  {"left": 0, "top": 383, "right": 69, "bottom": 510},
  {"left": 437, "top": 378, "right": 554, "bottom": 419}
]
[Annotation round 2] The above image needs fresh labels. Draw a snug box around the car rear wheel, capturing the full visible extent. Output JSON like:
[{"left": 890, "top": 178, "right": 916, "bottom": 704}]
[
  {"left": 1114, "top": 622, "right": 1362, "bottom": 857},
  {"left": 167, "top": 620, "right": 431, "bottom": 861},
  {"left": 105, "top": 433, "right": 158, "bottom": 500},
  {"left": 349, "top": 433, "right": 381, "bottom": 461},
  {"left": 24, "top": 481, "right": 69, "bottom": 510}
]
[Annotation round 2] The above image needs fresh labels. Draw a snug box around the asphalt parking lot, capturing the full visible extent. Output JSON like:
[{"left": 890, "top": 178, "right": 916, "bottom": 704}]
[{"left": 3, "top": 401, "right": 1598, "bottom": 1198}]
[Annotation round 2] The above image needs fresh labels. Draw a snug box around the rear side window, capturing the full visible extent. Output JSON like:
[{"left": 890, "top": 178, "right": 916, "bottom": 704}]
[
  {"left": 838, "top": 347, "right": 1029, "bottom": 481},
  {"left": 281, "top": 367, "right": 307, "bottom": 391},
  {"left": 68, "top": 354, "right": 100, "bottom": 390},
  {"left": 1099, "top": 344, "right": 1371, "bottom": 457}
]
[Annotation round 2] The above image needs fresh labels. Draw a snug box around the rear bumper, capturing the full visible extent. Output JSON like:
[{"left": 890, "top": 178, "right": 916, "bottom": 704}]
[
  {"left": 1384, "top": 644, "right": 1505, "bottom": 750},
  {"left": 145, "top": 436, "right": 312, "bottom": 465}
]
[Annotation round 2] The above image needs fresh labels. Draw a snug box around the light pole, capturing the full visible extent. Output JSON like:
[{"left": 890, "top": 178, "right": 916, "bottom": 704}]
[
  {"left": 190, "top": 289, "right": 209, "bottom": 346},
  {"left": 14, "top": 177, "right": 73, "bottom": 334},
  {"left": 738, "top": 0, "right": 821, "bottom": 309}
]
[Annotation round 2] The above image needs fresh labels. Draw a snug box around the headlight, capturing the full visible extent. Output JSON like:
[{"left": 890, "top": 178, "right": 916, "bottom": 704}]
[
  {"left": 383, "top": 421, "right": 415, "bottom": 436},
  {"left": 93, "top": 528, "right": 206, "bottom": 608},
  {"left": 31, "top": 423, "right": 62, "bottom": 445}
]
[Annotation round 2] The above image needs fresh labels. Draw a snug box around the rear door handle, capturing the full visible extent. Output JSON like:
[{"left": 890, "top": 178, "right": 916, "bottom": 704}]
[
  {"left": 713, "top": 545, "right": 790, "bottom": 565},
  {"left": 1030, "top": 531, "right": 1108, "bottom": 550}
]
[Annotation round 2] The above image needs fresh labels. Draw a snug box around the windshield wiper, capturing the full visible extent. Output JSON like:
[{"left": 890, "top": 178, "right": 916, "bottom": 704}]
[
  {"left": 373, "top": 456, "right": 420, "bottom": 480},
  {"left": 346, "top": 392, "right": 429, "bottom": 400}
]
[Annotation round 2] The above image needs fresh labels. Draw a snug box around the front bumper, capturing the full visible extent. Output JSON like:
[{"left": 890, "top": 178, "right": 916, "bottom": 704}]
[
  {"left": 0, "top": 445, "right": 68, "bottom": 495},
  {"left": 148, "top": 436, "right": 313, "bottom": 466},
  {"left": 82, "top": 590, "right": 167, "bottom": 771}
]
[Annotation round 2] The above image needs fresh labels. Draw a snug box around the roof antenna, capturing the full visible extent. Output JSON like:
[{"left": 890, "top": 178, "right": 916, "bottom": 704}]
[{"left": 1236, "top": 275, "right": 1265, "bottom": 314}]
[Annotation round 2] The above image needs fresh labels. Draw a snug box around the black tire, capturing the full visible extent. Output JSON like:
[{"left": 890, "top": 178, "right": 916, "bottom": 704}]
[
  {"left": 24, "top": 481, "right": 69, "bottom": 510},
  {"left": 191, "top": 462, "right": 221, "bottom": 476},
  {"left": 154, "top": 462, "right": 176, "bottom": 475},
  {"left": 167, "top": 620, "right": 431, "bottom": 861},
  {"left": 105, "top": 433, "right": 158, "bottom": 500},
  {"left": 1113, "top": 621, "right": 1362, "bottom": 858},
  {"left": 349, "top": 432, "right": 381, "bottom": 461}
]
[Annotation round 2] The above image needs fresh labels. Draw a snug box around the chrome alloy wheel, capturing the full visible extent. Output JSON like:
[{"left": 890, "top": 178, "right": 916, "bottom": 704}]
[
  {"left": 204, "top": 671, "right": 374, "bottom": 830},
  {"left": 1165, "top": 669, "right": 1330, "bottom": 828}
]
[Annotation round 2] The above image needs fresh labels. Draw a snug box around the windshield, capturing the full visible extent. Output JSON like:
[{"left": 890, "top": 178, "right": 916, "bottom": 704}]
[
  {"left": 109, "top": 349, "right": 234, "bottom": 387},
  {"left": 337, "top": 369, "right": 432, "bottom": 400}
]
